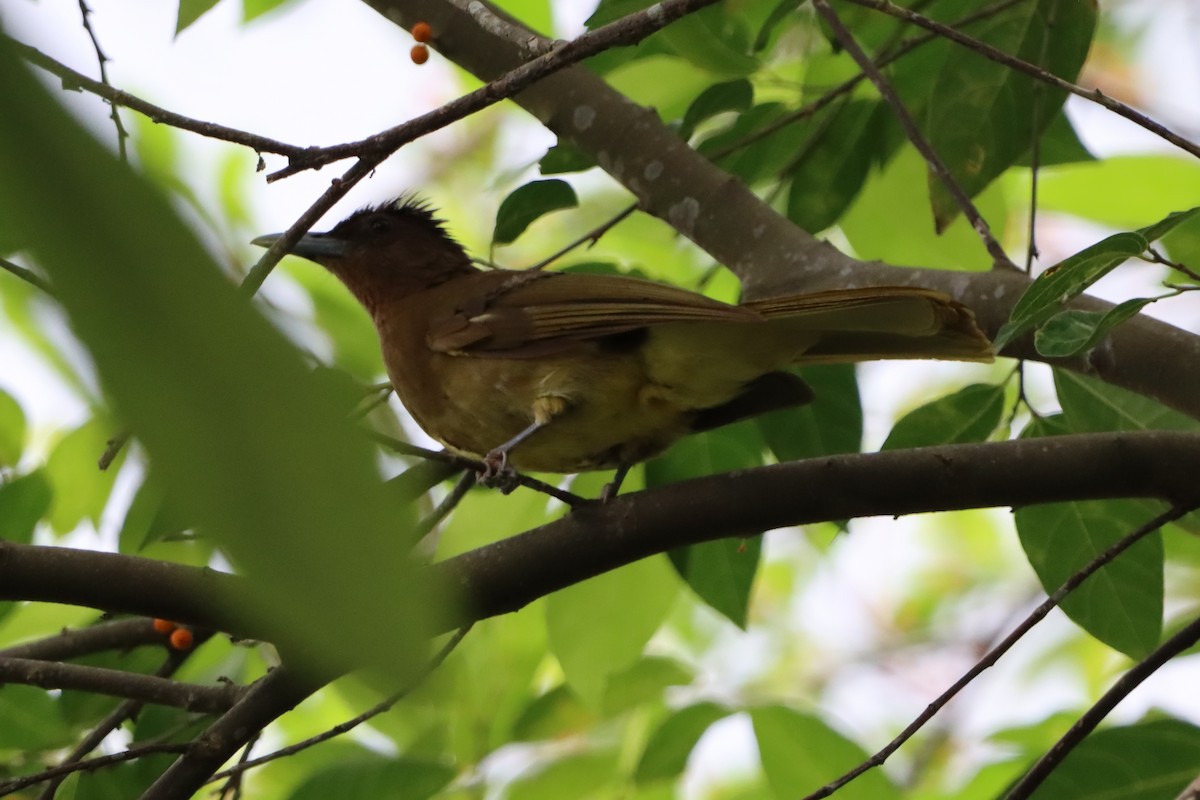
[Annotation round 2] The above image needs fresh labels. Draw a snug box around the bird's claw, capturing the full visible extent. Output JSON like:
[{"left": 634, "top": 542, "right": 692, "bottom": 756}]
[{"left": 478, "top": 449, "right": 520, "bottom": 494}]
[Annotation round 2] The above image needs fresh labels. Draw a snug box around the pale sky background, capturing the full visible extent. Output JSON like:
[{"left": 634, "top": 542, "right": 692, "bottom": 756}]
[{"left": 3, "top": 0, "right": 1200, "bottom": 794}]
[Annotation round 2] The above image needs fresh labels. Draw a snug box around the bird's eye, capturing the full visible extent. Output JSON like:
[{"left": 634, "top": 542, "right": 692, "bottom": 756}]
[{"left": 367, "top": 216, "right": 392, "bottom": 235}]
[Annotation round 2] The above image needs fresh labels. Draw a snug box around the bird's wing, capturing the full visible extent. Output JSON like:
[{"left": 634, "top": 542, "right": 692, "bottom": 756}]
[{"left": 427, "top": 270, "right": 760, "bottom": 356}]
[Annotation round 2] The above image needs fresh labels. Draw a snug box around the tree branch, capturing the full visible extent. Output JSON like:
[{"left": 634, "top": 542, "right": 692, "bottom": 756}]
[
  {"left": 0, "top": 617, "right": 163, "bottom": 660},
  {"left": 4, "top": 432, "right": 1198, "bottom": 638},
  {"left": 0, "top": 656, "right": 243, "bottom": 713},
  {"left": 140, "top": 664, "right": 322, "bottom": 800}
]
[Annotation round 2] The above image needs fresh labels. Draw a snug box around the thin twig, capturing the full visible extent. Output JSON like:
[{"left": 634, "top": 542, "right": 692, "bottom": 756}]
[
  {"left": 0, "top": 742, "right": 189, "bottom": 796},
  {"left": 527, "top": 203, "right": 639, "bottom": 270},
  {"left": 207, "top": 626, "right": 472, "bottom": 785},
  {"left": 0, "top": 618, "right": 163, "bottom": 660},
  {"left": 370, "top": 433, "right": 586, "bottom": 507},
  {"left": 803, "top": 502, "right": 1194, "bottom": 800},
  {"left": 811, "top": 0, "right": 1015, "bottom": 269},
  {"left": 266, "top": 0, "right": 723, "bottom": 180},
  {"left": 411, "top": 469, "right": 474, "bottom": 544},
  {"left": 98, "top": 429, "right": 130, "bottom": 470},
  {"left": 841, "top": 0, "right": 1200, "bottom": 160},
  {"left": 0, "top": 255, "right": 55, "bottom": 295},
  {"left": 1006, "top": 610, "right": 1200, "bottom": 799},
  {"left": 75, "top": 0, "right": 128, "bottom": 160},
  {"left": 9, "top": 37, "right": 302, "bottom": 163},
  {"left": 37, "top": 647, "right": 194, "bottom": 800}
]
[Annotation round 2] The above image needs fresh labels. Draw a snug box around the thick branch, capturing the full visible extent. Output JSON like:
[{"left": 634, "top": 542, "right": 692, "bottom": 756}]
[{"left": 4, "top": 432, "right": 1194, "bottom": 636}]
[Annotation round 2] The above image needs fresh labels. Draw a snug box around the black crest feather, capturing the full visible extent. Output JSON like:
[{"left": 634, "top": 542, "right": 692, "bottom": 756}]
[{"left": 331, "top": 194, "right": 456, "bottom": 242}]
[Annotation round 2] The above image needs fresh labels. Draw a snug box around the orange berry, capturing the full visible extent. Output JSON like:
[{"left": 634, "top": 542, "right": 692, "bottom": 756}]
[
  {"left": 152, "top": 618, "right": 177, "bottom": 634},
  {"left": 411, "top": 44, "right": 429, "bottom": 65},
  {"left": 411, "top": 21, "right": 432, "bottom": 43},
  {"left": 169, "top": 627, "right": 194, "bottom": 650}
]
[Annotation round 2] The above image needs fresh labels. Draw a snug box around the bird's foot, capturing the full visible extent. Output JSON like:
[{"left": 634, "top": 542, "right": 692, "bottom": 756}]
[{"left": 477, "top": 449, "right": 521, "bottom": 494}]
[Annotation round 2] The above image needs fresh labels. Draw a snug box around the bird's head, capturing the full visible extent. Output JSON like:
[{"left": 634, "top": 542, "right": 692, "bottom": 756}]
[{"left": 252, "top": 197, "right": 474, "bottom": 311}]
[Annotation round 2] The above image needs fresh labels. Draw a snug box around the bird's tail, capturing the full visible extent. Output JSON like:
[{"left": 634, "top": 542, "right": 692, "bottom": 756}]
[{"left": 743, "top": 286, "right": 994, "bottom": 363}]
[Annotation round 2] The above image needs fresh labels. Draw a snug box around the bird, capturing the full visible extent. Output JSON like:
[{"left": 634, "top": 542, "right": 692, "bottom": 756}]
[{"left": 253, "top": 197, "right": 992, "bottom": 493}]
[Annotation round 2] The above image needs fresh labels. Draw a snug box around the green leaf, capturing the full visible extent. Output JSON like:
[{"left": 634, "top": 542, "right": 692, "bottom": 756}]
[
  {"left": 758, "top": 365, "right": 862, "bottom": 462},
  {"left": 657, "top": 6, "right": 759, "bottom": 77},
  {"left": 506, "top": 749, "right": 621, "bottom": 800},
  {"left": 1162, "top": 207, "right": 1200, "bottom": 268},
  {"left": 679, "top": 79, "right": 753, "bottom": 141},
  {"left": 925, "top": 0, "right": 1096, "bottom": 230},
  {"left": 1024, "top": 719, "right": 1200, "bottom": 799},
  {"left": 44, "top": 418, "right": 122, "bottom": 535},
  {"left": 993, "top": 232, "right": 1147, "bottom": 351},
  {"left": 118, "top": 475, "right": 194, "bottom": 552},
  {"left": 698, "top": 102, "right": 813, "bottom": 187},
  {"left": 539, "top": 140, "right": 595, "bottom": 175},
  {"left": 493, "top": 180, "right": 578, "bottom": 246},
  {"left": 602, "top": 656, "right": 693, "bottom": 716},
  {"left": 752, "top": 705, "right": 900, "bottom": 800},
  {"left": 0, "top": 684, "right": 73, "bottom": 750},
  {"left": 242, "top": 0, "right": 295, "bottom": 22},
  {"left": 545, "top": 555, "right": 679, "bottom": 706},
  {"left": 0, "top": 385, "right": 24, "bottom": 466},
  {"left": 511, "top": 684, "right": 595, "bottom": 741},
  {"left": 0, "top": 469, "right": 52, "bottom": 543},
  {"left": 175, "top": 0, "right": 221, "bottom": 35},
  {"left": 288, "top": 755, "right": 455, "bottom": 800},
  {"left": 1034, "top": 297, "right": 1158, "bottom": 358},
  {"left": 647, "top": 423, "right": 767, "bottom": 627},
  {"left": 1015, "top": 499, "right": 1162, "bottom": 658},
  {"left": 881, "top": 383, "right": 1004, "bottom": 450},
  {"left": 787, "top": 101, "right": 889, "bottom": 233},
  {"left": 605, "top": 55, "right": 713, "bottom": 121},
  {"left": 1054, "top": 370, "right": 1200, "bottom": 434},
  {"left": 1139, "top": 206, "right": 1200, "bottom": 242},
  {"left": 636, "top": 702, "right": 731, "bottom": 782},
  {"left": 0, "top": 40, "right": 438, "bottom": 678},
  {"left": 1015, "top": 109, "right": 1095, "bottom": 167},
  {"left": 1030, "top": 155, "right": 1200, "bottom": 229}
]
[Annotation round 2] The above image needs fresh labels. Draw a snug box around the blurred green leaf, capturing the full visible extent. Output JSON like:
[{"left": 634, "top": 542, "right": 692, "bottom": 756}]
[
  {"left": 44, "top": 418, "right": 122, "bottom": 535},
  {"left": 1016, "top": 499, "right": 1162, "bottom": 658},
  {"left": 1024, "top": 719, "right": 1200, "bottom": 799},
  {"left": 494, "top": 180, "right": 578, "bottom": 246},
  {"left": 758, "top": 365, "right": 861, "bottom": 462},
  {"left": 545, "top": 554, "right": 678, "bottom": 706},
  {"left": 926, "top": 0, "right": 1096, "bottom": 230},
  {"left": 288, "top": 755, "right": 455, "bottom": 800},
  {"left": 0, "top": 386, "right": 24, "bottom": 467},
  {"left": 680, "top": 79, "right": 753, "bottom": 141},
  {"left": 841, "top": 147, "right": 1004, "bottom": 271},
  {"left": 1029, "top": 155, "right": 1200, "bottom": 229},
  {"left": 0, "top": 469, "right": 52, "bottom": 543},
  {"left": 752, "top": 705, "right": 900, "bottom": 799},
  {"left": 0, "top": 40, "right": 440, "bottom": 677},
  {"left": 636, "top": 701, "right": 730, "bottom": 782},
  {"left": 882, "top": 383, "right": 1004, "bottom": 450},
  {"left": 993, "top": 232, "right": 1146, "bottom": 351},
  {"left": 602, "top": 655, "right": 693, "bottom": 716},
  {"left": 506, "top": 749, "right": 621, "bottom": 800},
  {"left": 511, "top": 684, "right": 595, "bottom": 741},
  {"left": 0, "top": 684, "right": 73, "bottom": 750},
  {"left": 243, "top": 0, "right": 295, "bottom": 22},
  {"left": 175, "top": 0, "right": 221, "bottom": 35},
  {"left": 118, "top": 475, "right": 194, "bottom": 552},
  {"left": 606, "top": 55, "right": 713, "bottom": 121}
]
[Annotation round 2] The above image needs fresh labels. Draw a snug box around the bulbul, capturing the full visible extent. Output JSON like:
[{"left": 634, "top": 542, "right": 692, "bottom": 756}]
[{"left": 254, "top": 198, "right": 992, "bottom": 486}]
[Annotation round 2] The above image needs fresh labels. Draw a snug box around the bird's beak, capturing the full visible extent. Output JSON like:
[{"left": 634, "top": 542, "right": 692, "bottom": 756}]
[{"left": 251, "top": 232, "right": 349, "bottom": 260}]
